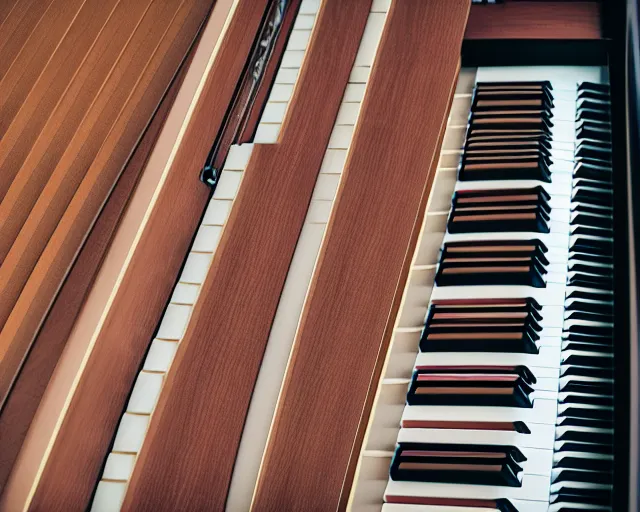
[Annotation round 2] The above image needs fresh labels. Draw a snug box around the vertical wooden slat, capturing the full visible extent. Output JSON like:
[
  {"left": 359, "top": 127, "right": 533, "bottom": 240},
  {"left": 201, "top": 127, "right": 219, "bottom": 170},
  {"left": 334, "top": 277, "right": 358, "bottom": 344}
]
[
  {"left": 0, "top": 38, "right": 192, "bottom": 495},
  {"left": 0, "top": 0, "right": 155, "bottom": 276},
  {"left": 0, "top": 0, "right": 116, "bottom": 196},
  {"left": 121, "top": 1, "right": 372, "bottom": 509},
  {"left": 22, "top": 2, "right": 267, "bottom": 509},
  {"left": 252, "top": 1, "right": 469, "bottom": 509},
  {"left": 0, "top": 0, "right": 55, "bottom": 82},
  {"left": 0, "top": 0, "right": 213, "bottom": 411}
]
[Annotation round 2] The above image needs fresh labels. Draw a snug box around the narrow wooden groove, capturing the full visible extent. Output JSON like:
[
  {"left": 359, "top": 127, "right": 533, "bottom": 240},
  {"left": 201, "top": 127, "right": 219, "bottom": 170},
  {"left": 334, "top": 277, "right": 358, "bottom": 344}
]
[
  {"left": 0, "top": 0, "right": 215, "bottom": 408},
  {"left": 0, "top": 0, "right": 156, "bottom": 268},
  {"left": 252, "top": 1, "right": 469, "bottom": 510},
  {"left": 22, "top": 2, "right": 268, "bottom": 509},
  {"left": 121, "top": 1, "right": 371, "bottom": 509},
  {"left": 0, "top": 42, "right": 192, "bottom": 495}
]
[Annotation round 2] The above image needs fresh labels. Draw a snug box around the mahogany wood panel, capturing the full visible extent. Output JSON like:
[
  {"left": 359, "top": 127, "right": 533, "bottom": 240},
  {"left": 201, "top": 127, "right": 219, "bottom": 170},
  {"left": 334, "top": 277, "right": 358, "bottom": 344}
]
[
  {"left": 0, "top": 0, "right": 21, "bottom": 30},
  {"left": 0, "top": 0, "right": 53, "bottom": 82},
  {"left": 252, "top": 1, "right": 469, "bottom": 509},
  {"left": 0, "top": 42, "right": 191, "bottom": 495},
  {"left": 0, "top": 0, "right": 155, "bottom": 269},
  {"left": 25, "top": 2, "right": 268, "bottom": 509},
  {"left": 465, "top": 1, "right": 601, "bottom": 40},
  {"left": 121, "top": 1, "right": 371, "bottom": 509},
  {"left": 0, "top": 0, "right": 213, "bottom": 410},
  {"left": 0, "top": 0, "right": 110, "bottom": 199}
]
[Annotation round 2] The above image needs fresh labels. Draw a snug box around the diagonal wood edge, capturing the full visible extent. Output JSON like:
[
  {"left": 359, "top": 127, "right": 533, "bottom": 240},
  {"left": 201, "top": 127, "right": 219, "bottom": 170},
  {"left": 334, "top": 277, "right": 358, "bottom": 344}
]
[
  {"left": 18, "top": 1, "right": 268, "bottom": 510},
  {"left": 121, "top": 1, "right": 372, "bottom": 509},
  {"left": 0, "top": 32, "right": 195, "bottom": 496},
  {"left": 252, "top": 1, "right": 470, "bottom": 509}
]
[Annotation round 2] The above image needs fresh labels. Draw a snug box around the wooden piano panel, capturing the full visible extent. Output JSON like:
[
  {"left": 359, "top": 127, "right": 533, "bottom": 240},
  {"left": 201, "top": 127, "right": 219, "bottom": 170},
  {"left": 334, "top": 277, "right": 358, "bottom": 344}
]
[{"left": 348, "top": 69, "right": 477, "bottom": 510}]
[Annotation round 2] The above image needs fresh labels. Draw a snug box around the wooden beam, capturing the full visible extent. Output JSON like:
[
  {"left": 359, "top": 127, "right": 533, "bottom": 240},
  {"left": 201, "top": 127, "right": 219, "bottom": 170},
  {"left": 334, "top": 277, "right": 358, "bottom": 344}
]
[
  {"left": 0, "top": 0, "right": 214, "bottom": 408},
  {"left": 121, "top": 1, "right": 372, "bottom": 509},
  {"left": 23, "top": 2, "right": 268, "bottom": 509},
  {"left": 465, "top": 1, "right": 601, "bottom": 40},
  {"left": 252, "top": 1, "right": 469, "bottom": 509},
  {"left": 0, "top": 38, "right": 193, "bottom": 495}
]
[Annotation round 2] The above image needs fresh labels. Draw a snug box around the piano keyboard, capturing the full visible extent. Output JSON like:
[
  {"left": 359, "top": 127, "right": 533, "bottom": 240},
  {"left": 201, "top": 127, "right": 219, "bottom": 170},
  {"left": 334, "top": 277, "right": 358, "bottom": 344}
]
[{"left": 349, "top": 66, "right": 614, "bottom": 512}]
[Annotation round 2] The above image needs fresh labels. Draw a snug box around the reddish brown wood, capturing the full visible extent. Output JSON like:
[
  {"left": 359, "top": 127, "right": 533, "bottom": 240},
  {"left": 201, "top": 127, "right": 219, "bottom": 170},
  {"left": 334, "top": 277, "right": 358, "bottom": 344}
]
[
  {"left": 0, "top": 0, "right": 215, "bottom": 408},
  {"left": 0, "top": 0, "right": 53, "bottom": 82},
  {"left": 0, "top": 42, "right": 192, "bottom": 495},
  {"left": 122, "top": 1, "right": 371, "bottom": 509},
  {"left": 252, "top": 1, "right": 469, "bottom": 509},
  {"left": 465, "top": 1, "right": 601, "bottom": 40},
  {"left": 0, "top": 0, "right": 155, "bottom": 274},
  {"left": 25, "top": 2, "right": 268, "bottom": 509}
]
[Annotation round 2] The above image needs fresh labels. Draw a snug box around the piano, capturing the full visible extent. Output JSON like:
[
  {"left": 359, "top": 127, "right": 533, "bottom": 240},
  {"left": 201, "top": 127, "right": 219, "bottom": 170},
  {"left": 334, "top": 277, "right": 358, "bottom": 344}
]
[{"left": 0, "top": 1, "right": 637, "bottom": 511}]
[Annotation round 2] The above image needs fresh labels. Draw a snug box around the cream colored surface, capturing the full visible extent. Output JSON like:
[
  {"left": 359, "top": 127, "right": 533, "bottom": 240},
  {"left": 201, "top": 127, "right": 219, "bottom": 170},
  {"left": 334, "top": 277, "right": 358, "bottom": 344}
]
[{"left": 0, "top": 2, "right": 237, "bottom": 509}]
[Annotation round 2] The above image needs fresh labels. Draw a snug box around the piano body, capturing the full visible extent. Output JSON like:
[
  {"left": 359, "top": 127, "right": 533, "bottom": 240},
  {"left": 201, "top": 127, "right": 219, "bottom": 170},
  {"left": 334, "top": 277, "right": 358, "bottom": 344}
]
[{"left": 0, "top": 0, "right": 637, "bottom": 511}]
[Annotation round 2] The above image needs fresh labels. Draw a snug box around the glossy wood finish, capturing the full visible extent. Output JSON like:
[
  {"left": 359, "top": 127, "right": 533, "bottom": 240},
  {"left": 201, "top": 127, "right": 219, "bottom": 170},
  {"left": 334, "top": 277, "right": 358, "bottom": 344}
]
[
  {"left": 252, "top": 1, "right": 469, "bottom": 509},
  {"left": 24, "top": 2, "right": 269, "bottom": 509},
  {"left": 121, "top": 1, "right": 371, "bottom": 509},
  {"left": 465, "top": 1, "right": 601, "bottom": 40},
  {"left": 0, "top": 45, "right": 191, "bottom": 496},
  {"left": 0, "top": 0, "right": 214, "bottom": 409}
]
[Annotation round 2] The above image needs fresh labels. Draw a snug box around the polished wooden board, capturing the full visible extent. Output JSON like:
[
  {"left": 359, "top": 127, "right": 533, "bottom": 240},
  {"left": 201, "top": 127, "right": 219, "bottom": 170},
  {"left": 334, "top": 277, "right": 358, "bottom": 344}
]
[
  {"left": 22, "top": 2, "right": 267, "bottom": 509},
  {"left": 121, "top": 1, "right": 372, "bottom": 509},
  {"left": 465, "top": 1, "right": 601, "bottom": 40},
  {"left": 0, "top": 42, "right": 192, "bottom": 495},
  {"left": 0, "top": 0, "right": 214, "bottom": 410},
  {"left": 252, "top": 0, "right": 469, "bottom": 509}
]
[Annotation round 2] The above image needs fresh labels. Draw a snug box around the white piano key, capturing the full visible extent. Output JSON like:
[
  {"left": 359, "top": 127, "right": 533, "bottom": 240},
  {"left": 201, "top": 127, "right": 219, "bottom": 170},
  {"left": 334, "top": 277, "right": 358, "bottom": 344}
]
[
  {"left": 293, "top": 13, "right": 315, "bottom": 30},
  {"left": 328, "top": 125, "right": 354, "bottom": 149},
  {"left": 372, "top": 0, "right": 392, "bottom": 12},
  {"left": 91, "top": 481, "right": 126, "bottom": 512},
  {"left": 225, "top": 144, "right": 254, "bottom": 170},
  {"left": 192, "top": 225, "right": 223, "bottom": 253},
  {"left": 384, "top": 473, "right": 550, "bottom": 502},
  {"left": 180, "top": 252, "right": 213, "bottom": 285},
  {"left": 453, "top": 178, "right": 572, "bottom": 198},
  {"left": 355, "top": 13, "right": 386, "bottom": 67},
  {"left": 213, "top": 170, "right": 243, "bottom": 199},
  {"left": 320, "top": 149, "right": 347, "bottom": 174},
  {"left": 287, "top": 29, "right": 311, "bottom": 51},
  {"left": 475, "top": 65, "right": 603, "bottom": 86},
  {"left": 299, "top": 0, "right": 320, "bottom": 15},
  {"left": 254, "top": 123, "right": 281, "bottom": 143},
  {"left": 382, "top": 502, "right": 548, "bottom": 512},
  {"left": 431, "top": 283, "right": 568, "bottom": 307},
  {"left": 552, "top": 99, "right": 577, "bottom": 121},
  {"left": 269, "top": 83, "right": 295, "bottom": 102},
  {"left": 127, "top": 372, "right": 163, "bottom": 414},
  {"left": 336, "top": 102, "right": 361, "bottom": 125},
  {"left": 112, "top": 413, "right": 149, "bottom": 453},
  {"left": 307, "top": 200, "right": 332, "bottom": 223},
  {"left": 275, "top": 67, "right": 299, "bottom": 84},
  {"left": 541, "top": 307, "right": 566, "bottom": 327},
  {"left": 102, "top": 452, "right": 135, "bottom": 481},
  {"left": 156, "top": 304, "right": 192, "bottom": 340},
  {"left": 414, "top": 347, "right": 562, "bottom": 370},
  {"left": 202, "top": 198, "right": 232, "bottom": 226},
  {"left": 311, "top": 174, "right": 340, "bottom": 201},
  {"left": 261, "top": 102, "right": 287, "bottom": 123},
  {"left": 143, "top": 339, "right": 178, "bottom": 372},
  {"left": 441, "top": 231, "right": 569, "bottom": 251},
  {"left": 280, "top": 49, "right": 305, "bottom": 68},
  {"left": 344, "top": 83, "right": 366, "bottom": 102},
  {"left": 403, "top": 398, "right": 558, "bottom": 426},
  {"left": 397, "top": 422, "right": 556, "bottom": 450},
  {"left": 349, "top": 65, "right": 370, "bottom": 83},
  {"left": 170, "top": 283, "right": 199, "bottom": 305}
]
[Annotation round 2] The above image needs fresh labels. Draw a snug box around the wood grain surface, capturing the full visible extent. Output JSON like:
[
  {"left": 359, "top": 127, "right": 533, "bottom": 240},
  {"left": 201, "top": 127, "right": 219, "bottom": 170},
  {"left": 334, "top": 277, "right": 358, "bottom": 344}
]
[
  {"left": 0, "top": 43, "right": 192, "bottom": 496},
  {"left": 121, "top": 1, "right": 371, "bottom": 509},
  {"left": 252, "top": 1, "right": 469, "bottom": 509},
  {"left": 0, "top": 0, "right": 214, "bottom": 409},
  {"left": 465, "top": 1, "right": 601, "bottom": 40},
  {"left": 24, "top": 2, "right": 268, "bottom": 509}
]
